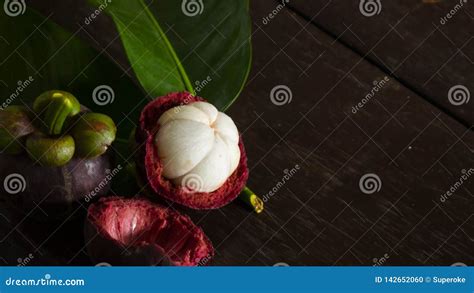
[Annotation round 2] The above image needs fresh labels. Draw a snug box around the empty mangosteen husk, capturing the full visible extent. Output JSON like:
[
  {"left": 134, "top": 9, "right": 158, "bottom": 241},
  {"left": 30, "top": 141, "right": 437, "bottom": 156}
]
[
  {"left": 0, "top": 151, "right": 112, "bottom": 221},
  {"left": 135, "top": 92, "right": 249, "bottom": 210},
  {"left": 85, "top": 196, "right": 214, "bottom": 266}
]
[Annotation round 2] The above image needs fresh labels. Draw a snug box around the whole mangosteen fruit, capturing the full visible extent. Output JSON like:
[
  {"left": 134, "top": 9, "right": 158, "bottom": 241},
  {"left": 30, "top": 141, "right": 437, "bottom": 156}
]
[{"left": 0, "top": 90, "right": 117, "bottom": 219}]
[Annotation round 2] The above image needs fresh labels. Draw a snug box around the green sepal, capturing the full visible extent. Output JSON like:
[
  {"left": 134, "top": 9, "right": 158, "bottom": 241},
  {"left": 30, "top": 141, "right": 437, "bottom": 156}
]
[
  {"left": 71, "top": 113, "right": 117, "bottom": 158},
  {"left": 26, "top": 133, "right": 75, "bottom": 167},
  {"left": 33, "top": 90, "right": 81, "bottom": 135}
]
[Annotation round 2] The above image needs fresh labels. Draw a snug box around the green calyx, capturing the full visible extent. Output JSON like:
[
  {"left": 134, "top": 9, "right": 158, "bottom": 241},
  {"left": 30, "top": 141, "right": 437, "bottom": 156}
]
[
  {"left": 26, "top": 133, "right": 75, "bottom": 167},
  {"left": 0, "top": 90, "right": 117, "bottom": 167},
  {"left": 0, "top": 106, "right": 35, "bottom": 154},
  {"left": 33, "top": 90, "right": 81, "bottom": 135},
  {"left": 71, "top": 113, "right": 117, "bottom": 158}
]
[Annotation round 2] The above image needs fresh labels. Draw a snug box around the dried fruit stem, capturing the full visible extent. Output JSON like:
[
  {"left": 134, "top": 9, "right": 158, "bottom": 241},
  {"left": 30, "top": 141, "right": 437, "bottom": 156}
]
[{"left": 239, "top": 186, "right": 264, "bottom": 214}]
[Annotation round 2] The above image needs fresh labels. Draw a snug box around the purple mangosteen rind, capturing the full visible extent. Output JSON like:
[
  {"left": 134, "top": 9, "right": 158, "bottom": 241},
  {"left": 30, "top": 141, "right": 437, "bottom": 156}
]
[
  {"left": 0, "top": 151, "right": 113, "bottom": 219},
  {"left": 135, "top": 92, "right": 249, "bottom": 210},
  {"left": 85, "top": 196, "right": 214, "bottom": 266}
]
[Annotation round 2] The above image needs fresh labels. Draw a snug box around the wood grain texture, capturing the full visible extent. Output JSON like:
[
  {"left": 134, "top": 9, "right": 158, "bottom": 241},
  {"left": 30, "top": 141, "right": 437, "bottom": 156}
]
[
  {"left": 0, "top": 0, "right": 472, "bottom": 266},
  {"left": 285, "top": 0, "right": 474, "bottom": 127},
  {"left": 0, "top": 200, "right": 57, "bottom": 266}
]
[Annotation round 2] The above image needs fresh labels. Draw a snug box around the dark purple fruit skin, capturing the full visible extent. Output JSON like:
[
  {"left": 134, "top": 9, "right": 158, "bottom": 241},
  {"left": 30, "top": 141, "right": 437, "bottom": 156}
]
[{"left": 0, "top": 152, "right": 112, "bottom": 220}]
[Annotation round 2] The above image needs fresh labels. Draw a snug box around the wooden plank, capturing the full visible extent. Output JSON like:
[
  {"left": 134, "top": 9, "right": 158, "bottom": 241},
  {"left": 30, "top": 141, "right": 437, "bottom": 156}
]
[
  {"left": 284, "top": 0, "right": 474, "bottom": 127},
  {"left": 0, "top": 201, "right": 58, "bottom": 266},
  {"left": 207, "top": 1, "right": 474, "bottom": 265},
  {"left": 0, "top": 0, "right": 472, "bottom": 266}
]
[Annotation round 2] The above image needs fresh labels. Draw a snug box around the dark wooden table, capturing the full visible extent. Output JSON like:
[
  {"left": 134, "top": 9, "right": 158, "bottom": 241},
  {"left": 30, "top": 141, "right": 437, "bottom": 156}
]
[{"left": 0, "top": 1, "right": 472, "bottom": 266}]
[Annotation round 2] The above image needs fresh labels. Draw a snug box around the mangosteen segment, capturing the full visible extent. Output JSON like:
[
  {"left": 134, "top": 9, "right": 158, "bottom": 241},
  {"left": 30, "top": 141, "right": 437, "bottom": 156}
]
[{"left": 85, "top": 197, "right": 214, "bottom": 266}]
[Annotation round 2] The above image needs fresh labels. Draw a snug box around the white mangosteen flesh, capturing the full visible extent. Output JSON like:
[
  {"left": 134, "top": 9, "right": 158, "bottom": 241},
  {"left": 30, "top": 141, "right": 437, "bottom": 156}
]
[{"left": 154, "top": 102, "right": 240, "bottom": 193}]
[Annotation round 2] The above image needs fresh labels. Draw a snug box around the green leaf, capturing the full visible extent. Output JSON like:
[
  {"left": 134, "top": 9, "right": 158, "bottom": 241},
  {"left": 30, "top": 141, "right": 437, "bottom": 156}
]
[{"left": 89, "top": 0, "right": 252, "bottom": 110}]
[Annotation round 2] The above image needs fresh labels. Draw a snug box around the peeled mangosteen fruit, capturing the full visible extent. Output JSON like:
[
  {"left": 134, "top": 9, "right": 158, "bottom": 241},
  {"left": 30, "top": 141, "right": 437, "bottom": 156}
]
[
  {"left": 85, "top": 197, "right": 214, "bottom": 266},
  {"left": 135, "top": 92, "right": 249, "bottom": 210},
  {"left": 0, "top": 90, "right": 117, "bottom": 219}
]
